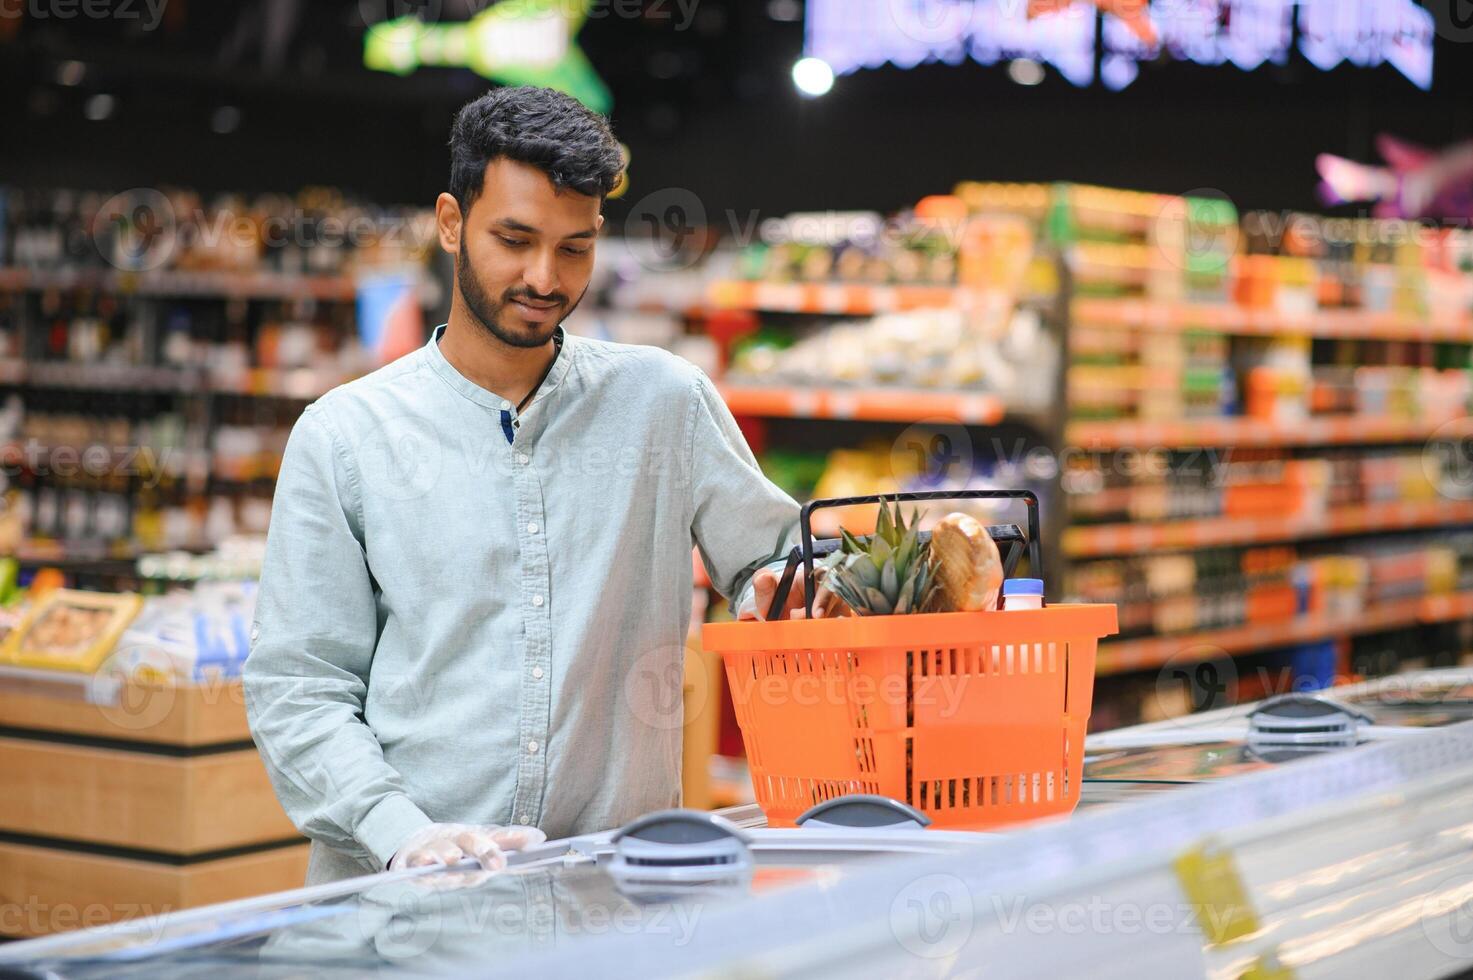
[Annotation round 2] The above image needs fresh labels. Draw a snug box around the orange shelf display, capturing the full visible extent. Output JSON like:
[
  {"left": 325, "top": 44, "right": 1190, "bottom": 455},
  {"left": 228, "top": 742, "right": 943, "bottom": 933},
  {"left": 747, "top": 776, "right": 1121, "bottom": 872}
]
[
  {"left": 1063, "top": 500, "right": 1473, "bottom": 558},
  {"left": 0, "top": 266, "right": 356, "bottom": 302},
  {"left": 1096, "top": 591, "right": 1473, "bottom": 675},
  {"left": 708, "top": 280, "right": 993, "bottom": 316},
  {"left": 1072, "top": 297, "right": 1473, "bottom": 342},
  {"left": 1066, "top": 415, "right": 1473, "bottom": 449},
  {"left": 719, "top": 385, "right": 1006, "bottom": 424}
]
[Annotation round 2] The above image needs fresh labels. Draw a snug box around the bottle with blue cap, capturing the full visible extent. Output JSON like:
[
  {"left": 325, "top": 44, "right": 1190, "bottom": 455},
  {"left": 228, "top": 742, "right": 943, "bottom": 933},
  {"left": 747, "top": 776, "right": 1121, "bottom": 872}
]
[{"left": 1001, "top": 578, "right": 1045, "bottom": 611}]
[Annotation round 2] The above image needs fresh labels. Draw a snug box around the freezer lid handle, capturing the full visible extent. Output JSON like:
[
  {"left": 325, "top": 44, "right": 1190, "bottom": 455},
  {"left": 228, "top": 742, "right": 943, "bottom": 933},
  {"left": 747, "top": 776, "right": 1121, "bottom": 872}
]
[{"left": 796, "top": 794, "right": 932, "bottom": 830}]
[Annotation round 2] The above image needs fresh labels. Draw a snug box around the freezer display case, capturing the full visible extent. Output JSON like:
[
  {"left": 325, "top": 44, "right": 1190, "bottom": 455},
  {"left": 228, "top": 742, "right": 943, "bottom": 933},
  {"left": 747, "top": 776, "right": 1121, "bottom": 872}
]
[{"left": 4, "top": 671, "right": 1473, "bottom": 979}]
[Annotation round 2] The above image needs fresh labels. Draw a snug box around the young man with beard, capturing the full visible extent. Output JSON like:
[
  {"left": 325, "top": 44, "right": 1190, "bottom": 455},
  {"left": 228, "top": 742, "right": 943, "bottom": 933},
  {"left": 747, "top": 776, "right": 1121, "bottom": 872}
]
[{"left": 244, "top": 86, "right": 839, "bottom": 884}]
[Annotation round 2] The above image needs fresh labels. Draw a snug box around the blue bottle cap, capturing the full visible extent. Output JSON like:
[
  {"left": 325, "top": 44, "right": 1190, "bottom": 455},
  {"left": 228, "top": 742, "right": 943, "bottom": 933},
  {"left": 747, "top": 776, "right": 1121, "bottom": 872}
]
[{"left": 1002, "top": 578, "right": 1044, "bottom": 597}]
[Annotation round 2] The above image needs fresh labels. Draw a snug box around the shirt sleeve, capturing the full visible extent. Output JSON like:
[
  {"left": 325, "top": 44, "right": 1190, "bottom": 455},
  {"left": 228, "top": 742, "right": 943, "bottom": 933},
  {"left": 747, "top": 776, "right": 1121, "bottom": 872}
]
[
  {"left": 685, "top": 369, "right": 801, "bottom": 616},
  {"left": 243, "top": 406, "right": 433, "bottom": 870}
]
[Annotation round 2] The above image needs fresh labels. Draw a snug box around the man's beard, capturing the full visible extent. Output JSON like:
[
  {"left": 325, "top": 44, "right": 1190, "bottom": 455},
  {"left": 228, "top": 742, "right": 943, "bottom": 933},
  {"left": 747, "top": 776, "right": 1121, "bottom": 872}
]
[{"left": 457, "top": 238, "right": 586, "bottom": 349}]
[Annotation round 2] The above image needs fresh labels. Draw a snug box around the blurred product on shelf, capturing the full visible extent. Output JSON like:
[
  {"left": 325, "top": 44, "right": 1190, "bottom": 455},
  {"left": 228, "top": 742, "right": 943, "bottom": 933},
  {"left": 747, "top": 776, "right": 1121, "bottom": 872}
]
[
  {"left": 725, "top": 306, "right": 1055, "bottom": 407},
  {"left": 108, "top": 579, "right": 256, "bottom": 682},
  {"left": 1068, "top": 532, "right": 1473, "bottom": 642},
  {"left": 137, "top": 535, "right": 267, "bottom": 584},
  {"left": 2, "top": 186, "right": 435, "bottom": 277},
  {"left": 0, "top": 587, "right": 141, "bottom": 673}
]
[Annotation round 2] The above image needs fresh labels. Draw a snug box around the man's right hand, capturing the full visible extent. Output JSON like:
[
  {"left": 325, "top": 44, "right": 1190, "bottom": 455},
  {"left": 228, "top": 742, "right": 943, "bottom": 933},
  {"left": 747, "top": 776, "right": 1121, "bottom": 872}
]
[{"left": 387, "top": 823, "right": 547, "bottom": 872}]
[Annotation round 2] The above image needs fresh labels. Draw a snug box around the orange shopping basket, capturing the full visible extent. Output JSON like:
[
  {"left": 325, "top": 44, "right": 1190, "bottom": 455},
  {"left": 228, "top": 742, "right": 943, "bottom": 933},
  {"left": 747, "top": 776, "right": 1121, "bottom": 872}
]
[{"left": 702, "top": 490, "right": 1118, "bottom": 830}]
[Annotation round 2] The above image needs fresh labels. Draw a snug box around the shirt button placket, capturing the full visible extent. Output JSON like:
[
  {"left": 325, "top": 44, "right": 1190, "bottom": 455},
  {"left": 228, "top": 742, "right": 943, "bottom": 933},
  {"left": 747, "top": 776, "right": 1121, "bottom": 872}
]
[{"left": 513, "top": 433, "right": 551, "bottom": 828}]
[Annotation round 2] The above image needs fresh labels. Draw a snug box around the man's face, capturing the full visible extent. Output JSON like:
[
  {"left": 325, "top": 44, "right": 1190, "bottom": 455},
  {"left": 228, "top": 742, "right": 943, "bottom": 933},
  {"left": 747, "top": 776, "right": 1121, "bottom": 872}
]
[{"left": 442, "top": 158, "right": 603, "bottom": 349}]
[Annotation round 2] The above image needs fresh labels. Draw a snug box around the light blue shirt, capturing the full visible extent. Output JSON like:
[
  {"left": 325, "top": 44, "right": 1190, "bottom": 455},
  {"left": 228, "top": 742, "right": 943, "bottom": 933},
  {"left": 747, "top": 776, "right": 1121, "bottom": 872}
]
[{"left": 244, "top": 325, "right": 799, "bottom": 884}]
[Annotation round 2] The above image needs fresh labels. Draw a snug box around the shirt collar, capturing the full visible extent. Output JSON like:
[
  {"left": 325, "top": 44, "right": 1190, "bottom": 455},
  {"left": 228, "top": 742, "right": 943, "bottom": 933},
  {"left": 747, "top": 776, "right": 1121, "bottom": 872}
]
[{"left": 425, "top": 323, "right": 575, "bottom": 414}]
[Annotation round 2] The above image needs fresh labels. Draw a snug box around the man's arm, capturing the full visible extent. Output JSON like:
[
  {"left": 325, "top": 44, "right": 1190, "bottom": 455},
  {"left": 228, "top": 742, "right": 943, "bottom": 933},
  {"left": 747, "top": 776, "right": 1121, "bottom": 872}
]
[
  {"left": 685, "top": 369, "right": 801, "bottom": 616},
  {"left": 243, "top": 407, "right": 433, "bottom": 870}
]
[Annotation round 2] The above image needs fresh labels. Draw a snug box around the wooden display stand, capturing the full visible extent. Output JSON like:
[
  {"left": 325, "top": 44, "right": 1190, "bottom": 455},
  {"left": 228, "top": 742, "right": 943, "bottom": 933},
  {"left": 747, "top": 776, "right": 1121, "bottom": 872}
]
[{"left": 0, "top": 669, "right": 307, "bottom": 938}]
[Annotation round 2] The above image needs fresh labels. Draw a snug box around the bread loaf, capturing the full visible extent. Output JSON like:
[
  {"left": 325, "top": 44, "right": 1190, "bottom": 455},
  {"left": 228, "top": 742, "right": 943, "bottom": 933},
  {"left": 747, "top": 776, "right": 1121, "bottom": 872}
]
[{"left": 931, "top": 512, "right": 1004, "bottom": 612}]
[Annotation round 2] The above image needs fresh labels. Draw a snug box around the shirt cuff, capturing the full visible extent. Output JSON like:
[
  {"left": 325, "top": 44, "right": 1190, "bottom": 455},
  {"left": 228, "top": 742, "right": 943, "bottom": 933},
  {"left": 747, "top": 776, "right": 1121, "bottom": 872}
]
[{"left": 356, "top": 793, "right": 434, "bottom": 869}]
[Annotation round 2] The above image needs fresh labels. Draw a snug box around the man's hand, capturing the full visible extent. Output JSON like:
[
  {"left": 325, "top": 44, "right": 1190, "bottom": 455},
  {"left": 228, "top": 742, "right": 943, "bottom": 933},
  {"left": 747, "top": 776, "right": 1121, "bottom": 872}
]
[
  {"left": 740, "top": 565, "right": 851, "bottom": 621},
  {"left": 387, "top": 823, "right": 546, "bottom": 872}
]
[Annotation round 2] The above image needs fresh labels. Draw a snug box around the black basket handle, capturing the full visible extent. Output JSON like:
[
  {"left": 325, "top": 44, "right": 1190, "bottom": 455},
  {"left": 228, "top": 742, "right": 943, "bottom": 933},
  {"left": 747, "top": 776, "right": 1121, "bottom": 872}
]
[{"left": 765, "top": 489, "right": 1042, "bottom": 621}]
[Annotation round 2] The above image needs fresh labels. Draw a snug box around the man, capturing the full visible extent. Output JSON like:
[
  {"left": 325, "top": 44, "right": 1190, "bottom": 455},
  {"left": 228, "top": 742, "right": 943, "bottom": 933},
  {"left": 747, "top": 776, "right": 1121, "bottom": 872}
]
[{"left": 245, "top": 86, "right": 835, "bottom": 885}]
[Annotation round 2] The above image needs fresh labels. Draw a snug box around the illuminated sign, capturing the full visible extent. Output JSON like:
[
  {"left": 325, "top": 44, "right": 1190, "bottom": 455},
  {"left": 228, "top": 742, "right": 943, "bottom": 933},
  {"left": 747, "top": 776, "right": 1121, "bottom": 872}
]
[
  {"left": 807, "top": 0, "right": 1436, "bottom": 91},
  {"left": 364, "top": 0, "right": 612, "bottom": 113}
]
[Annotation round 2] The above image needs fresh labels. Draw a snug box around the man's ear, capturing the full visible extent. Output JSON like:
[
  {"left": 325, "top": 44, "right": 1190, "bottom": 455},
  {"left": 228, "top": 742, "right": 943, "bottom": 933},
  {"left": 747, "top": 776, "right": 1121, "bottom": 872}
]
[
  {"left": 595, "top": 213, "right": 605, "bottom": 233},
  {"left": 435, "top": 192, "right": 463, "bottom": 255}
]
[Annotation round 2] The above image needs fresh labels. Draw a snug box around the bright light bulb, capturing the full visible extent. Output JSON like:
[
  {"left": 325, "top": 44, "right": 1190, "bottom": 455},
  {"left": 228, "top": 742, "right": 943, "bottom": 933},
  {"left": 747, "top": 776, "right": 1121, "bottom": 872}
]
[
  {"left": 1008, "top": 59, "right": 1045, "bottom": 86},
  {"left": 792, "top": 57, "right": 835, "bottom": 97}
]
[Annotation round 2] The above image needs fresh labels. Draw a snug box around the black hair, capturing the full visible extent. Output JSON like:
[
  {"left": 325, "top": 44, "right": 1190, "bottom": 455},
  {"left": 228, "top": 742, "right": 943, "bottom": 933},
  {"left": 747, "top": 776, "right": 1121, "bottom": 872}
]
[{"left": 448, "top": 86, "right": 624, "bottom": 211}]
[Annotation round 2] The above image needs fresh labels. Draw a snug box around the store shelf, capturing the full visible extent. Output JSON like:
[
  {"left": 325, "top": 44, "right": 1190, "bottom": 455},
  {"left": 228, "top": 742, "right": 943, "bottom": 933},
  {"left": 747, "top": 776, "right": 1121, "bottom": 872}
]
[
  {"left": 1073, "top": 297, "right": 1473, "bottom": 341},
  {"left": 1066, "top": 414, "right": 1473, "bottom": 449},
  {"left": 708, "top": 280, "right": 989, "bottom": 315},
  {"left": 0, "top": 357, "right": 355, "bottom": 399},
  {"left": 1097, "top": 591, "right": 1473, "bottom": 674},
  {"left": 1064, "top": 499, "right": 1473, "bottom": 557},
  {"left": 0, "top": 266, "right": 356, "bottom": 301},
  {"left": 719, "top": 384, "right": 1006, "bottom": 424}
]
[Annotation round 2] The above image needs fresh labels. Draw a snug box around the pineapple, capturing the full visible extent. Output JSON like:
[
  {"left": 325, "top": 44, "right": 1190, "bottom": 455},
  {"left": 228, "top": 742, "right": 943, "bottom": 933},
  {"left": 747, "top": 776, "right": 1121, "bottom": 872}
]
[{"left": 819, "top": 498, "right": 938, "bottom": 616}]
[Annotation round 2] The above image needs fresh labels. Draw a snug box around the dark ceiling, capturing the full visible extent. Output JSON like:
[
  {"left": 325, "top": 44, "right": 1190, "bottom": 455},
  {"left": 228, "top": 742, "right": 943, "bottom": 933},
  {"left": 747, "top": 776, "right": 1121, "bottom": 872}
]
[{"left": 3, "top": 1, "right": 1471, "bottom": 222}]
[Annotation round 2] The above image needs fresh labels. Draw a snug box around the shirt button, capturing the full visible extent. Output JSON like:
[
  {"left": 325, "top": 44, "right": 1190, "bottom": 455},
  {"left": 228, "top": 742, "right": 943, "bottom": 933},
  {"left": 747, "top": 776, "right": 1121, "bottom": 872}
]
[
  {"left": 532, "top": 666, "right": 544, "bottom": 680},
  {"left": 527, "top": 740, "right": 539, "bottom": 754},
  {"left": 517, "top": 453, "right": 529, "bottom": 465},
  {"left": 519, "top": 814, "right": 531, "bottom": 824},
  {"left": 527, "top": 522, "right": 539, "bottom": 534},
  {"left": 531, "top": 595, "right": 544, "bottom": 607},
  {"left": 500, "top": 399, "right": 511, "bottom": 410}
]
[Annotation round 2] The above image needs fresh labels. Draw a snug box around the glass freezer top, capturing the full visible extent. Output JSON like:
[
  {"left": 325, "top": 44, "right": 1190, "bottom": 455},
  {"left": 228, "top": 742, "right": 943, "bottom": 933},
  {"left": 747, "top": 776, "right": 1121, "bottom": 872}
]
[{"left": 2, "top": 828, "right": 979, "bottom": 980}]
